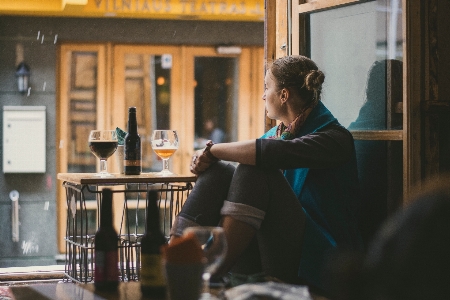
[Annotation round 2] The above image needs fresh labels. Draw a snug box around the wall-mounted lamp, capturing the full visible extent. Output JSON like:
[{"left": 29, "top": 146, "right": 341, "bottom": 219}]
[
  {"left": 216, "top": 45, "right": 242, "bottom": 55},
  {"left": 15, "top": 62, "right": 30, "bottom": 93}
]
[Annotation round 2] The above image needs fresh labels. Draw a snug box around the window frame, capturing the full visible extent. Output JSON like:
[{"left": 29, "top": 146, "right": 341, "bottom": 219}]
[{"left": 266, "top": 0, "right": 422, "bottom": 205}]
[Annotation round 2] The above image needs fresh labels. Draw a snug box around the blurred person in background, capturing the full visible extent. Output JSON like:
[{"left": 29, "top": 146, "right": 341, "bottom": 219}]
[{"left": 329, "top": 176, "right": 450, "bottom": 300}]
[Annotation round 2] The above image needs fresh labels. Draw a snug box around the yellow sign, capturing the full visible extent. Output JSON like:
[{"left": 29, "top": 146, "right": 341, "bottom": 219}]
[
  {"left": 83, "top": 0, "right": 264, "bottom": 21},
  {"left": 0, "top": 0, "right": 264, "bottom": 21}
]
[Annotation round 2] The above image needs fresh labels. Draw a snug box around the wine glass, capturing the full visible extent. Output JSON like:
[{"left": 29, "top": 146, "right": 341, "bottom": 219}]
[
  {"left": 151, "top": 130, "right": 179, "bottom": 176},
  {"left": 183, "top": 226, "right": 228, "bottom": 300},
  {"left": 88, "top": 130, "right": 118, "bottom": 177}
]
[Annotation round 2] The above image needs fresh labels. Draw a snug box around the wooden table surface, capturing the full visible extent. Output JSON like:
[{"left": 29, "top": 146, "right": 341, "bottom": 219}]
[{"left": 57, "top": 173, "right": 197, "bottom": 185}]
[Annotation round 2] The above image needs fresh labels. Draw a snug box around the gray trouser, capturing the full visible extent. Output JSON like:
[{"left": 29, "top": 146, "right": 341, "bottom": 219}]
[{"left": 171, "top": 161, "right": 306, "bottom": 284}]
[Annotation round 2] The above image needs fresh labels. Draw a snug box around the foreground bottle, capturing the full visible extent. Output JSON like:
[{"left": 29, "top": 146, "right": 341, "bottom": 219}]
[
  {"left": 124, "top": 106, "right": 141, "bottom": 175},
  {"left": 94, "top": 188, "right": 119, "bottom": 291},
  {"left": 140, "top": 190, "right": 167, "bottom": 298}
]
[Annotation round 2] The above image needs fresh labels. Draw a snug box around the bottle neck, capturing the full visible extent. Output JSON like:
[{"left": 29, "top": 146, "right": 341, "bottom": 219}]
[
  {"left": 100, "top": 190, "right": 113, "bottom": 228},
  {"left": 127, "top": 112, "right": 138, "bottom": 134},
  {"left": 145, "top": 191, "right": 161, "bottom": 234}
]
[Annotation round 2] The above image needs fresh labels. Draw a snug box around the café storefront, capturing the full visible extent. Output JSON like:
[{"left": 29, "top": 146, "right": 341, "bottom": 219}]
[{"left": 0, "top": 0, "right": 265, "bottom": 266}]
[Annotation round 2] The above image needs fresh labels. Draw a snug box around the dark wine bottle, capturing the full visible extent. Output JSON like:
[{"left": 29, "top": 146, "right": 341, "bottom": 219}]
[
  {"left": 140, "top": 190, "right": 167, "bottom": 298},
  {"left": 94, "top": 188, "right": 119, "bottom": 291},
  {"left": 124, "top": 106, "right": 141, "bottom": 175}
]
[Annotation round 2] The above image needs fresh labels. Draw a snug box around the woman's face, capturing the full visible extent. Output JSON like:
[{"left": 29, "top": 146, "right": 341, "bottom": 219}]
[{"left": 262, "top": 70, "right": 282, "bottom": 120}]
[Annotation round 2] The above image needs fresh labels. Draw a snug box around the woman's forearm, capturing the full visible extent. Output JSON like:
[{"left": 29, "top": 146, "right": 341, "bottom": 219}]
[{"left": 209, "top": 140, "right": 256, "bottom": 165}]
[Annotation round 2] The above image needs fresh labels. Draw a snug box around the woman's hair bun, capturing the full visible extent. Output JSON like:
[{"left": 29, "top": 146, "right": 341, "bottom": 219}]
[{"left": 304, "top": 70, "right": 325, "bottom": 91}]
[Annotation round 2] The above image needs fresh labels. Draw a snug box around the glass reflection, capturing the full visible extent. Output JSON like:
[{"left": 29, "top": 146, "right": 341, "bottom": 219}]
[
  {"left": 194, "top": 57, "right": 238, "bottom": 149},
  {"left": 348, "top": 59, "right": 403, "bottom": 130}
]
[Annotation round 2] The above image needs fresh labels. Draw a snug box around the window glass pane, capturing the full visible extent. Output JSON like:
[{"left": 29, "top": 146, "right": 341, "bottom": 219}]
[
  {"left": 309, "top": 0, "right": 403, "bottom": 130},
  {"left": 194, "top": 57, "right": 238, "bottom": 149}
]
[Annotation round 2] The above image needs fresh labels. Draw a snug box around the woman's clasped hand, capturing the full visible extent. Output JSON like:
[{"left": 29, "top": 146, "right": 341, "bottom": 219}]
[{"left": 190, "top": 140, "right": 219, "bottom": 175}]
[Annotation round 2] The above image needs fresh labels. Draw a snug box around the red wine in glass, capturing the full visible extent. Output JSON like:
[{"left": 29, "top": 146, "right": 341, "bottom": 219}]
[
  {"left": 88, "top": 130, "right": 118, "bottom": 177},
  {"left": 89, "top": 141, "right": 119, "bottom": 159}
]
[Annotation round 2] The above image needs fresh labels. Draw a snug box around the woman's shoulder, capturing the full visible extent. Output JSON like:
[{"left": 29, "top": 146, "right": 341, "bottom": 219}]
[
  {"left": 311, "top": 123, "right": 355, "bottom": 149},
  {"left": 318, "top": 122, "right": 352, "bottom": 136}
]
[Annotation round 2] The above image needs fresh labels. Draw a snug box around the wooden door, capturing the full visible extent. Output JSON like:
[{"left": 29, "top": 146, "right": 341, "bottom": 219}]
[{"left": 58, "top": 44, "right": 108, "bottom": 174}]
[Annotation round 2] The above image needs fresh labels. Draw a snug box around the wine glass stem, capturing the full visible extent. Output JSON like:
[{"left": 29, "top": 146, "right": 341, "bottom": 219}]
[
  {"left": 99, "top": 159, "right": 107, "bottom": 174},
  {"left": 162, "top": 158, "right": 170, "bottom": 172},
  {"left": 202, "top": 272, "right": 211, "bottom": 295}
]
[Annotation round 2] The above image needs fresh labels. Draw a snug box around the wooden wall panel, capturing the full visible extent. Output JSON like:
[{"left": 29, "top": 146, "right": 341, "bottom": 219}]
[{"left": 403, "top": 0, "right": 424, "bottom": 201}]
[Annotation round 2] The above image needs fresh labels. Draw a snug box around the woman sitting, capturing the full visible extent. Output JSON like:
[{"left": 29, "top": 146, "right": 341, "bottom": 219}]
[{"left": 170, "top": 55, "right": 363, "bottom": 295}]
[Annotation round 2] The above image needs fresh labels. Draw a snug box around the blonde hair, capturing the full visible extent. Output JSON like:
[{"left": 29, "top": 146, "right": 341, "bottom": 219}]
[{"left": 269, "top": 55, "right": 325, "bottom": 105}]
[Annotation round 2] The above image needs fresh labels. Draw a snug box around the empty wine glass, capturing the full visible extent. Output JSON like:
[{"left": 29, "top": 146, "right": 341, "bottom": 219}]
[
  {"left": 88, "top": 130, "right": 118, "bottom": 177},
  {"left": 183, "top": 226, "right": 228, "bottom": 300},
  {"left": 151, "top": 130, "right": 179, "bottom": 176}
]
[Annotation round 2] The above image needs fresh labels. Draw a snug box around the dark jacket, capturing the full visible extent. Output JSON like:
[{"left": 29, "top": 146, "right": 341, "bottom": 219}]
[{"left": 258, "top": 102, "right": 363, "bottom": 291}]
